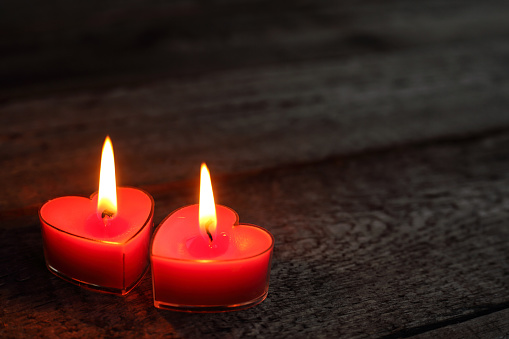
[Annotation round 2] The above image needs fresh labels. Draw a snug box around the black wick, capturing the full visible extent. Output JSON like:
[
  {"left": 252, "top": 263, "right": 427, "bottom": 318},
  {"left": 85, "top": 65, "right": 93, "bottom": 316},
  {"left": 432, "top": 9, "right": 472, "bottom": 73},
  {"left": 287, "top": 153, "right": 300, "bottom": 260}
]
[
  {"left": 101, "top": 210, "right": 115, "bottom": 218},
  {"left": 203, "top": 219, "right": 214, "bottom": 242},
  {"left": 206, "top": 227, "right": 213, "bottom": 242},
  {"left": 207, "top": 227, "right": 213, "bottom": 241}
]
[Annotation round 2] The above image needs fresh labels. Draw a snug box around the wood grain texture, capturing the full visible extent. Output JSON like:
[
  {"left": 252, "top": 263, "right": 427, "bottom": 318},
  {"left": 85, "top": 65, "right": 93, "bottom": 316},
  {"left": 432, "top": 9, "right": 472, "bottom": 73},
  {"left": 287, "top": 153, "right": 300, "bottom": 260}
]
[
  {"left": 2, "top": 0, "right": 509, "bottom": 337},
  {"left": 1, "top": 0, "right": 509, "bottom": 96},
  {"left": 1, "top": 131, "right": 508, "bottom": 338},
  {"left": 413, "top": 309, "right": 509, "bottom": 339},
  {"left": 1, "top": 37, "right": 509, "bottom": 214}
]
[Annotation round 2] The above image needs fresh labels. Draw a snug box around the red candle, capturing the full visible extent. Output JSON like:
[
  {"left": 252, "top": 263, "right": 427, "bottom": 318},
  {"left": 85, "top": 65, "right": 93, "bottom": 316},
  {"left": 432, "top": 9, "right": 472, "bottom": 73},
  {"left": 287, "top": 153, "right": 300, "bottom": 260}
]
[
  {"left": 151, "top": 164, "right": 274, "bottom": 312},
  {"left": 39, "top": 137, "right": 154, "bottom": 295}
]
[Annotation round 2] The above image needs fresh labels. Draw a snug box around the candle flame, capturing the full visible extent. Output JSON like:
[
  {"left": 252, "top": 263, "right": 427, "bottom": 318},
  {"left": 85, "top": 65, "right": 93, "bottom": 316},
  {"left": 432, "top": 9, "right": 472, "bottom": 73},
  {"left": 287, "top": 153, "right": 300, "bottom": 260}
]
[
  {"left": 199, "top": 163, "right": 217, "bottom": 242},
  {"left": 97, "top": 136, "right": 117, "bottom": 217}
]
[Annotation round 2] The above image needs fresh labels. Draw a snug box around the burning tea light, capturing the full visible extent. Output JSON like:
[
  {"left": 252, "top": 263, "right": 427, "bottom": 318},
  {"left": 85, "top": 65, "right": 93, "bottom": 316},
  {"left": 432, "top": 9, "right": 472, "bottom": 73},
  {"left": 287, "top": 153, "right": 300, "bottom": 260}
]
[
  {"left": 151, "top": 164, "right": 274, "bottom": 312},
  {"left": 39, "top": 137, "right": 154, "bottom": 295}
]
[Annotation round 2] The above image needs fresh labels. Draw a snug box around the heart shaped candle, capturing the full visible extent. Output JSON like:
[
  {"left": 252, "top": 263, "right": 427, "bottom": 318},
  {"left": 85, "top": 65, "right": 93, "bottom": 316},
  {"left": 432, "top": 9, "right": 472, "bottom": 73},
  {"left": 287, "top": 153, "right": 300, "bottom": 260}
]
[
  {"left": 39, "top": 137, "right": 154, "bottom": 295},
  {"left": 151, "top": 164, "right": 274, "bottom": 312}
]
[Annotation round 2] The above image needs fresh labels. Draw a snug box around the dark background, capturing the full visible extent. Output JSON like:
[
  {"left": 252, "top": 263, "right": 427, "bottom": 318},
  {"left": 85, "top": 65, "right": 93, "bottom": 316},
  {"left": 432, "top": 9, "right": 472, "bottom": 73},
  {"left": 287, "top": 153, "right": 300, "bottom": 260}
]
[{"left": 1, "top": 1, "right": 508, "bottom": 337}]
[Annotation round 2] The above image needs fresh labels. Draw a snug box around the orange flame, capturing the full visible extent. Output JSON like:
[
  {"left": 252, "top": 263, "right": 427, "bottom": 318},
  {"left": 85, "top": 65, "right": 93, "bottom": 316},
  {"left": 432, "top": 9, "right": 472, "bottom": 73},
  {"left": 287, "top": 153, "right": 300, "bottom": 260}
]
[
  {"left": 199, "top": 163, "right": 217, "bottom": 242},
  {"left": 97, "top": 136, "right": 117, "bottom": 217}
]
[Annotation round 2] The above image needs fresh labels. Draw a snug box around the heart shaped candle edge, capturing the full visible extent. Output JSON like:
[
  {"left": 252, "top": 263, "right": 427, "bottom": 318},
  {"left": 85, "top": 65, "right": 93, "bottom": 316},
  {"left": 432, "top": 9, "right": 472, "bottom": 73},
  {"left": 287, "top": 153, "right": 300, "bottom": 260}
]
[
  {"left": 151, "top": 204, "right": 274, "bottom": 261},
  {"left": 39, "top": 187, "right": 154, "bottom": 244}
]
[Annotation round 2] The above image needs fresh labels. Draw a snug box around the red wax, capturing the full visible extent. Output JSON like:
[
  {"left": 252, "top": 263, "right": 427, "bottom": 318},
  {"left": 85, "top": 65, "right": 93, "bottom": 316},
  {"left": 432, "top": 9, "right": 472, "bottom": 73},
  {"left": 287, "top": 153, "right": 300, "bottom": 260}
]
[
  {"left": 39, "top": 187, "right": 154, "bottom": 295},
  {"left": 151, "top": 204, "right": 274, "bottom": 312}
]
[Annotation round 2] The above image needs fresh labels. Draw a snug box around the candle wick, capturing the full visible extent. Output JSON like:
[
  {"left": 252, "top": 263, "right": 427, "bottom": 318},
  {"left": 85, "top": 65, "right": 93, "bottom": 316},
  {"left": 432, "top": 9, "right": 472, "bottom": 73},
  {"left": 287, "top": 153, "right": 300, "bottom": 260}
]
[
  {"left": 206, "top": 227, "right": 213, "bottom": 242},
  {"left": 101, "top": 209, "right": 115, "bottom": 219}
]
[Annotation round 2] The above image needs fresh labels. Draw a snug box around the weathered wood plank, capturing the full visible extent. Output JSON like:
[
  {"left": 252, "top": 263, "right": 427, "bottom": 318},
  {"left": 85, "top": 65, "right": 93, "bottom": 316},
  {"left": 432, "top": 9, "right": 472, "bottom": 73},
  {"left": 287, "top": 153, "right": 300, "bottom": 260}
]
[
  {"left": 1, "top": 0, "right": 508, "bottom": 336},
  {"left": 1, "top": 0, "right": 508, "bottom": 96},
  {"left": 1, "top": 130, "right": 508, "bottom": 338},
  {"left": 412, "top": 308, "right": 509, "bottom": 338},
  {"left": 1, "top": 38, "right": 509, "bottom": 215}
]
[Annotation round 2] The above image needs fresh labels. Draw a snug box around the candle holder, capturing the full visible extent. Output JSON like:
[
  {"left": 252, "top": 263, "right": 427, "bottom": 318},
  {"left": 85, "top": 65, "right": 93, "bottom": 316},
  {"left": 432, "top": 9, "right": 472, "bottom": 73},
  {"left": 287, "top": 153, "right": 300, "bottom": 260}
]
[
  {"left": 151, "top": 205, "right": 274, "bottom": 312},
  {"left": 39, "top": 187, "right": 154, "bottom": 295}
]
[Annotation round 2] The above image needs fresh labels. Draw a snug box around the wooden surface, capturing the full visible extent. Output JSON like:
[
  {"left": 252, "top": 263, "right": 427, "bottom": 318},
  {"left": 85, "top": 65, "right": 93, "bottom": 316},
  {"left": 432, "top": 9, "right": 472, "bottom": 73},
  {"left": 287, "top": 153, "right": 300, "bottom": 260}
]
[{"left": 1, "top": 0, "right": 509, "bottom": 338}]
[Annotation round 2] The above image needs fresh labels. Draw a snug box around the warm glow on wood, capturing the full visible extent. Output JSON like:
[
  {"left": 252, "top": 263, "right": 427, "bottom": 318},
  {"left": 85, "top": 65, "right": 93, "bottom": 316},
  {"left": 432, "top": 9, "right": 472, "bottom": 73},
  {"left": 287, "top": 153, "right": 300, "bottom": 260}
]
[
  {"left": 199, "top": 163, "right": 217, "bottom": 242},
  {"left": 97, "top": 136, "right": 117, "bottom": 217}
]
